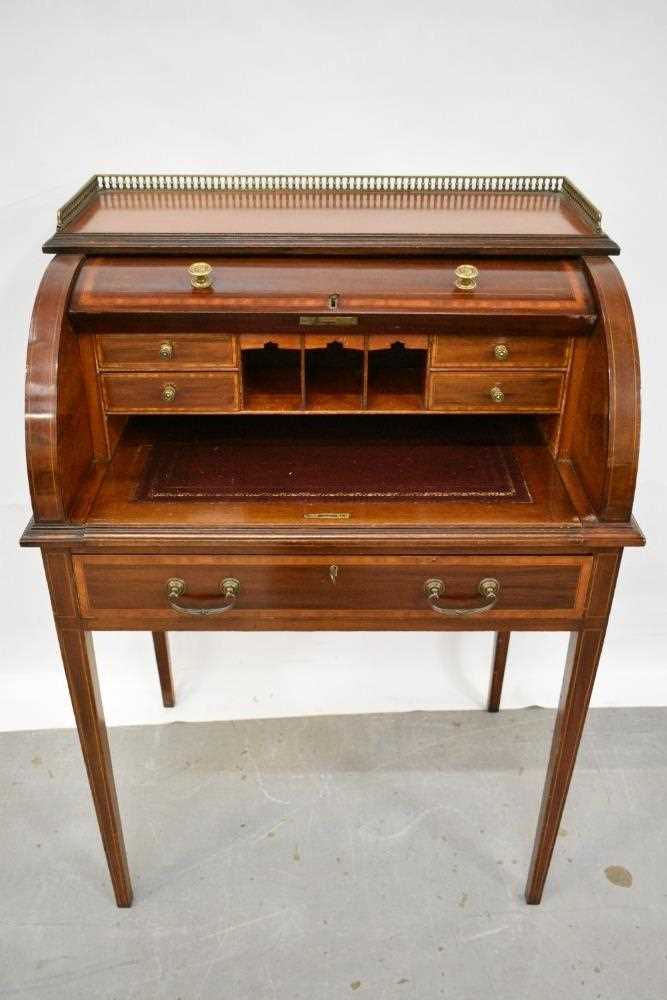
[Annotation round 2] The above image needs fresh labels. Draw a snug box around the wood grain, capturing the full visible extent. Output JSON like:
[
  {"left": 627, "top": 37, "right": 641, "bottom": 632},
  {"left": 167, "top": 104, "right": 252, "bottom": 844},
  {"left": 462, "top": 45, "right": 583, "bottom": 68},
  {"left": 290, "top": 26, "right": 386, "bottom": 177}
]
[
  {"left": 44, "top": 183, "right": 619, "bottom": 255},
  {"left": 525, "top": 551, "right": 621, "bottom": 902},
  {"left": 25, "top": 255, "right": 91, "bottom": 520},
  {"left": 427, "top": 372, "right": 564, "bottom": 412},
  {"left": 56, "top": 626, "right": 132, "bottom": 906},
  {"left": 101, "top": 372, "right": 240, "bottom": 413},
  {"left": 96, "top": 333, "right": 237, "bottom": 370},
  {"left": 72, "top": 554, "right": 593, "bottom": 622},
  {"left": 430, "top": 334, "right": 570, "bottom": 369},
  {"left": 488, "top": 632, "right": 510, "bottom": 712},
  {"left": 152, "top": 632, "right": 175, "bottom": 707},
  {"left": 69, "top": 257, "right": 596, "bottom": 317}
]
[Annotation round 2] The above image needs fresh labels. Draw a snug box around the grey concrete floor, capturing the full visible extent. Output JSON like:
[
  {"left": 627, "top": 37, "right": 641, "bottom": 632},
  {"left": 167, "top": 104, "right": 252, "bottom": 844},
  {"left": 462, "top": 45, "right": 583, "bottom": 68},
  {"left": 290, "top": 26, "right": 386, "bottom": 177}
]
[{"left": 1, "top": 708, "right": 666, "bottom": 1000}]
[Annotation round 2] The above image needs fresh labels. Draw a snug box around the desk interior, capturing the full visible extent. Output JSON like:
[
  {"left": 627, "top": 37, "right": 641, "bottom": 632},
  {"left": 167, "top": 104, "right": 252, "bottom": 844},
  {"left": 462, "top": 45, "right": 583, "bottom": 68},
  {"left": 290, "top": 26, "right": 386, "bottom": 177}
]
[{"left": 74, "top": 414, "right": 584, "bottom": 529}]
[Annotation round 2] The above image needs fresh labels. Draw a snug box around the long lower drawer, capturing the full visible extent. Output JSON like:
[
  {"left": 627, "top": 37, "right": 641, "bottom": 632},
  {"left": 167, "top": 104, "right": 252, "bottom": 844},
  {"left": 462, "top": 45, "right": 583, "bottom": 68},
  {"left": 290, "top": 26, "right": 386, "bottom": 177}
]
[{"left": 73, "top": 555, "right": 593, "bottom": 621}]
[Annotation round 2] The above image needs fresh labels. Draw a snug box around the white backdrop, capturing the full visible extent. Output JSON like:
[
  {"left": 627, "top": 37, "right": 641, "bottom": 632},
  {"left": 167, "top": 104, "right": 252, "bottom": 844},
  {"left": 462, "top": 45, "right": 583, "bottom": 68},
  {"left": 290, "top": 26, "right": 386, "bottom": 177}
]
[{"left": 1, "top": 0, "right": 665, "bottom": 732}]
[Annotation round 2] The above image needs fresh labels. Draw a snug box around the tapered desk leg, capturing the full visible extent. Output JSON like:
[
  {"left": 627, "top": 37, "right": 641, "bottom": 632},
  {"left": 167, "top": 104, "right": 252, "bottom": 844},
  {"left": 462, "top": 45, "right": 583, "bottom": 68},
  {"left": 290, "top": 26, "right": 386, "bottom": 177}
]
[
  {"left": 488, "top": 631, "right": 510, "bottom": 712},
  {"left": 57, "top": 626, "right": 133, "bottom": 907},
  {"left": 152, "top": 632, "right": 175, "bottom": 707},
  {"left": 525, "top": 629, "right": 604, "bottom": 904}
]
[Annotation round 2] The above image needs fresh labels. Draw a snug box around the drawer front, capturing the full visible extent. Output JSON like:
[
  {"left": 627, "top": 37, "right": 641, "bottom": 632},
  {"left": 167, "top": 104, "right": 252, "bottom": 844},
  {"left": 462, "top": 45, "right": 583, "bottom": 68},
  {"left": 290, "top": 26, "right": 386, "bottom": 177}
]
[
  {"left": 96, "top": 333, "right": 237, "bottom": 370},
  {"left": 71, "top": 257, "right": 595, "bottom": 320},
  {"left": 427, "top": 372, "right": 564, "bottom": 412},
  {"left": 74, "top": 555, "right": 592, "bottom": 621},
  {"left": 101, "top": 373, "right": 240, "bottom": 412},
  {"left": 431, "top": 334, "right": 570, "bottom": 369}
]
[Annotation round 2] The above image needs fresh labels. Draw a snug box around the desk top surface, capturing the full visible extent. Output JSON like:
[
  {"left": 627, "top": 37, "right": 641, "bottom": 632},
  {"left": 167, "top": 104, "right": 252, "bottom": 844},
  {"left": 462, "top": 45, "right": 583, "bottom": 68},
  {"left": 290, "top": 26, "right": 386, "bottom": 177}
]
[{"left": 44, "top": 174, "right": 618, "bottom": 256}]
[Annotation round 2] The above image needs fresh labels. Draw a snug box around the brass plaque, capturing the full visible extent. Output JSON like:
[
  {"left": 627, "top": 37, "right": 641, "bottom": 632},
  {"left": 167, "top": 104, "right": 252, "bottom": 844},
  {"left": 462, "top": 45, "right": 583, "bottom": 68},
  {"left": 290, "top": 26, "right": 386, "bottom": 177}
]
[
  {"left": 303, "top": 512, "right": 352, "bottom": 520},
  {"left": 299, "top": 316, "right": 359, "bottom": 326}
]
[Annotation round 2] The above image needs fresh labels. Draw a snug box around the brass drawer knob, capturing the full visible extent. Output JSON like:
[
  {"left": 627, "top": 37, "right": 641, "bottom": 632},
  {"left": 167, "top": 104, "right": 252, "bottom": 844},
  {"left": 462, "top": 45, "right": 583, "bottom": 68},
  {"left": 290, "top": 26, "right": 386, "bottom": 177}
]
[
  {"left": 161, "top": 383, "right": 177, "bottom": 402},
  {"left": 494, "top": 344, "right": 509, "bottom": 361},
  {"left": 188, "top": 261, "right": 213, "bottom": 289},
  {"left": 490, "top": 385, "right": 505, "bottom": 402},
  {"left": 159, "top": 341, "right": 174, "bottom": 360},
  {"left": 454, "top": 264, "right": 479, "bottom": 291}
]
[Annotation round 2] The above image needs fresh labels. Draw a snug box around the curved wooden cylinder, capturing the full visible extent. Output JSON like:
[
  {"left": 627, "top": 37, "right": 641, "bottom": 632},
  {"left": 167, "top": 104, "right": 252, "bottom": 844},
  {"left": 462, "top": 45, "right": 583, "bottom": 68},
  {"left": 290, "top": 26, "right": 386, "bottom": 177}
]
[
  {"left": 25, "top": 254, "right": 91, "bottom": 521},
  {"left": 559, "top": 257, "right": 640, "bottom": 522}
]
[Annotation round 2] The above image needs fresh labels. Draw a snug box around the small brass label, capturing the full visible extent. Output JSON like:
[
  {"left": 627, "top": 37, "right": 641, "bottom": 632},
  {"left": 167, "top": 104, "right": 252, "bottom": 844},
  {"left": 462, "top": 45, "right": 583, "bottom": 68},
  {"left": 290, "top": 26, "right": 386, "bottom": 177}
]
[
  {"left": 299, "top": 316, "right": 358, "bottom": 326},
  {"left": 303, "top": 512, "right": 351, "bottom": 520}
]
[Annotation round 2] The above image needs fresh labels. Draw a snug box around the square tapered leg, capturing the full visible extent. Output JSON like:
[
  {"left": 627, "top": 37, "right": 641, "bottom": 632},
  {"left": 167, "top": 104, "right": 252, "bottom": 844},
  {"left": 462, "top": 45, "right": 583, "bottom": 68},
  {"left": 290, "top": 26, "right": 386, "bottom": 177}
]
[
  {"left": 525, "top": 628, "right": 604, "bottom": 903},
  {"left": 57, "top": 626, "right": 133, "bottom": 907},
  {"left": 487, "top": 631, "right": 510, "bottom": 712},
  {"left": 152, "top": 631, "right": 175, "bottom": 707}
]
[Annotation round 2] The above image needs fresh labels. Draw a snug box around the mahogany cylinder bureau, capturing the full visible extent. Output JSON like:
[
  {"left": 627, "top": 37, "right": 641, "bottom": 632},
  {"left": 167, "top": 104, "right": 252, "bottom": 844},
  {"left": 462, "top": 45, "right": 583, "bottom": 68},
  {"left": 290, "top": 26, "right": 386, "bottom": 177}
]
[{"left": 22, "top": 174, "right": 644, "bottom": 907}]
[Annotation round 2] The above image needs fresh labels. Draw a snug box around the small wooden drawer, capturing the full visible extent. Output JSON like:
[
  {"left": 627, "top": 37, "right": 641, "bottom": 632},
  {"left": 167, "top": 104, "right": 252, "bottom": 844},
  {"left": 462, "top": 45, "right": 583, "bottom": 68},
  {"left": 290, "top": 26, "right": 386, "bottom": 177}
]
[
  {"left": 431, "top": 334, "right": 569, "bottom": 369},
  {"left": 427, "top": 372, "right": 564, "bottom": 412},
  {"left": 101, "top": 372, "right": 240, "bottom": 413},
  {"left": 96, "top": 333, "right": 237, "bottom": 370},
  {"left": 73, "top": 555, "right": 593, "bottom": 623}
]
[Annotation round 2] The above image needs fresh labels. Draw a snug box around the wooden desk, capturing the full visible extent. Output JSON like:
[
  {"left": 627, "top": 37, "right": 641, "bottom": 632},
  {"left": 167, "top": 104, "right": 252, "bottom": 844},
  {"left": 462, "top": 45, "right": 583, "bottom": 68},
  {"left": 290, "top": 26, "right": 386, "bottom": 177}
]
[{"left": 22, "top": 174, "right": 644, "bottom": 907}]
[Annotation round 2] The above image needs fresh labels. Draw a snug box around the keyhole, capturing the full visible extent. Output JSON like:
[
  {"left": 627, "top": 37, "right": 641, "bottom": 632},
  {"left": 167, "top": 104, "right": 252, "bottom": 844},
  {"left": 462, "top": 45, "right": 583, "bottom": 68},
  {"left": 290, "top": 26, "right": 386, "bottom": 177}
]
[
  {"left": 328, "top": 293, "right": 339, "bottom": 310},
  {"left": 329, "top": 564, "right": 339, "bottom": 584}
]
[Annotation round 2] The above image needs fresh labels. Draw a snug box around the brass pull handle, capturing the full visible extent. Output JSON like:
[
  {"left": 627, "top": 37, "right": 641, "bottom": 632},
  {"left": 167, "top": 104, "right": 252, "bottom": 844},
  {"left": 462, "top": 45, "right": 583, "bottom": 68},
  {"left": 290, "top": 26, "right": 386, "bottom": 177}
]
[
  {"left": 188, "top": 261, "right": 213, "bottom": 289},
  {"left": 159, "top": 341, "right": 174, "bottom": 360},
  {"left": 490, "top": 385, "right": 504, "bottom": 403},
  {"left": 454, "top": 264, "right": 479, "bottom": 291},
  {"left": 424, "top": 577, "right": 500, "bottom": 617},
  {"left": 161, "top": 383, "right": 177, "bottom": 402},
  {"left": 493, "top": 344, "right": 509, "bottom": 361},
  {"left": 166, "top": 577, "right": 240, "bottom": 616}
]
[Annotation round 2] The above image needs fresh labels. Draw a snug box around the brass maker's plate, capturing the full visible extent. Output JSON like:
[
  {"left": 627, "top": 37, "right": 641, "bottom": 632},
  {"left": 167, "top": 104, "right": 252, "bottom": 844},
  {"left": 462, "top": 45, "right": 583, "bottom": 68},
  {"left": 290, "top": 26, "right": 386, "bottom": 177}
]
[
  {"left": 299, "top": 316, "right": 359, "bottom": 326},
  {"left": 303, "top": 513, "right": 352, "bottom": 520}
]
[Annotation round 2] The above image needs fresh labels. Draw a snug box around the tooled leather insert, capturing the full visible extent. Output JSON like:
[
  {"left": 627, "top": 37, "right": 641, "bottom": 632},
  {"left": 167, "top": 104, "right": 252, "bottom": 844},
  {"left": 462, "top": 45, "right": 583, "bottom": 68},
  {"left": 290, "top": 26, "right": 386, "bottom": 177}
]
[{"left": 135, "top": 416, "right": 532, "bottom": 502}]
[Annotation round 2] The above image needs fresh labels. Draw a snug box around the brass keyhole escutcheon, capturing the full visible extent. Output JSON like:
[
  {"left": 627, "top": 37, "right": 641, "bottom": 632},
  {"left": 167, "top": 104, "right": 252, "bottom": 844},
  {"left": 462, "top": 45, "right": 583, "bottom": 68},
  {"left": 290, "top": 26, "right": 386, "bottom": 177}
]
[
  {"left": 329, "top": 564, "right": 339, "bottom": 584},
  {"left": 490, "top": 385, "right": 505, "bottom": 403},
  {"left": 159, "top": 341, "right": 174, "bottom": 360},
  {"left": 188, "top": 261, "right": 213, "bottom": 289},
  {"left": 494, "top": 343, "right": 509, "bottom": 361},
  {"left": 454, "top": 264, "right": 479, "bottom": 291},
  {"left": 161, "top": 383, "right": 177, "bottom": 402},
  {"left": 328, "top": 293, "right": 340, "bottom": 310}
]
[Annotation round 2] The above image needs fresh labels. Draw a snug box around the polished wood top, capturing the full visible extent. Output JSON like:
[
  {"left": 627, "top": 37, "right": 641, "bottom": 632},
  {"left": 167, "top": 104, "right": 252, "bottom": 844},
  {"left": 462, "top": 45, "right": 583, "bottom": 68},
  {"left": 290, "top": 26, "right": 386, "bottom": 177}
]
[{"left": 44, "top": 174, "right": 618, "bottom": 256}]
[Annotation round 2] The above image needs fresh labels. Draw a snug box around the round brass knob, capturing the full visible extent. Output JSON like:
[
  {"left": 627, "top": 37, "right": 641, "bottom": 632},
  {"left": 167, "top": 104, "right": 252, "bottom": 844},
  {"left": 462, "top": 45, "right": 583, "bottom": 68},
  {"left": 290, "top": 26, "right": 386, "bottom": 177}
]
[
  {"left": 159, "top": 341, "right": 174, "bottom": 360},
  {"left": 161, "top": 383, "right": 177, "bottom": 402},
  {"left": 454, "top": 264, "right": 479, "bottom": 291},
  {"left": 490, "top": 386, "right": 505, "bottom": 403},
  {"left": 188, "top": 261, "right": 213, "bottom": 289},
  {"left": 493, "top": 344, "right": 509, "bottom": 361}
]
